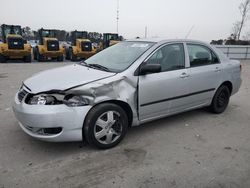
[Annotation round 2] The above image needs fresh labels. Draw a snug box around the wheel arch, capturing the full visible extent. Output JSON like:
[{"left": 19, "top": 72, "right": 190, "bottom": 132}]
[
  {"left": 83, "top": 99, "right": 133, "bottom": 128},
  {"left": 219, "top": 81, "right": 233, "bottom": 94}
]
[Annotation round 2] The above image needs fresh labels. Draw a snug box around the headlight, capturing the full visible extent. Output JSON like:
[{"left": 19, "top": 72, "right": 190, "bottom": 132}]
[
  {"left": 63, "top": 95, "right": 89, "bottom": 107},
  {"left": 28, "top": 95, "right": 59, "bottom": 105},
  {"left": 27, "top": 93, "right": 89, "bottom": 107}
]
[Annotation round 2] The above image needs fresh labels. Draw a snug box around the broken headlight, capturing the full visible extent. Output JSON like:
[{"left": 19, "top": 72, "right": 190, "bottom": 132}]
[
  {"left": 63, "top": 95, "right": 89, "bottom": 107},
  {"left": 27, "top": 94, "right": 89, "bottom": 107},
  {"left": 27, "top": 94, "right": 62, "bottom": 105}
]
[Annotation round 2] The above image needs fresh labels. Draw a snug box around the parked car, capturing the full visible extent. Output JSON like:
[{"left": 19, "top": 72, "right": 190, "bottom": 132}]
[{"left": 13, "top": 39, "right": 242, "bottom": 149}]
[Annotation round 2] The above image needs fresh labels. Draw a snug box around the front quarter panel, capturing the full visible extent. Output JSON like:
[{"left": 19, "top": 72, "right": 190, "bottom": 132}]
[{"left": 67, "top": 74, "right": 139, "bottom": 126}]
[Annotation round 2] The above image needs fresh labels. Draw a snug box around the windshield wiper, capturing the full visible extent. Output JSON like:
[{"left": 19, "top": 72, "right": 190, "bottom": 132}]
[
  {"left": 88, "top": 64, "right": 111, "bottom": 72},
  {"left": 78, "top": 61, "right": 89, "bottom": 67},
  {"left": 78, "top": 61, "right": 111, "bottom": 72}
]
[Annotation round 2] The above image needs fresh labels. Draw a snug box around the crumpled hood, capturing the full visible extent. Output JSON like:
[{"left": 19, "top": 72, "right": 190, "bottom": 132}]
[{"left": 24, "top": 64, "right": 116, "bottom": 93}]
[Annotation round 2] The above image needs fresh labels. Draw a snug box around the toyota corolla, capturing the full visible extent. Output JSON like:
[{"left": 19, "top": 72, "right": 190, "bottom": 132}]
[{"left": 13, "top": 39, "right": 242, "bottom": 149}]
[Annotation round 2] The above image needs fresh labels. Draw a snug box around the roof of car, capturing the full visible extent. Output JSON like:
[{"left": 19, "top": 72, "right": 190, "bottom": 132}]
[{"left": 126, "top": 38, "right": 208, "bottom": 44}]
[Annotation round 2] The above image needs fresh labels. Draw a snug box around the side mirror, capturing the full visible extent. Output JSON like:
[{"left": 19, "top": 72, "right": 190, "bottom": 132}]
[{"left": 140, "top": 64, "right": 161, "bottom": 75}]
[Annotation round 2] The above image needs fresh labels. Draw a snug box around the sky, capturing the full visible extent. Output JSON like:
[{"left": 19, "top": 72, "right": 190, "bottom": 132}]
[{"left": 0, "top": 0, "right": 244, "bottom": 41}]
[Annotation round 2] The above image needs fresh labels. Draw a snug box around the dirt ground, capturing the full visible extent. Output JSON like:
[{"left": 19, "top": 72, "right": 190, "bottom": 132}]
[{"left": 0, "top": 61, "right": 250, "bottom": 188}]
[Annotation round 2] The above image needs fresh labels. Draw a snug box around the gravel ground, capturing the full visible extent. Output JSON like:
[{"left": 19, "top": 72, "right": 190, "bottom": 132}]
[{"left": 0, "top": 61, "right": 250, "bottom": 188}]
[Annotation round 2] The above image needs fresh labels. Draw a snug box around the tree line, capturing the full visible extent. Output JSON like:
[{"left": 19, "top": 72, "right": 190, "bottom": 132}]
[{"left": 211, "top": 0, "right": 250, "bottom": 45}]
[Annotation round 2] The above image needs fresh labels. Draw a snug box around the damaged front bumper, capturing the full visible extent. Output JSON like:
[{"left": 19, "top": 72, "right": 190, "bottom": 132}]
[{"left": 12, "top": 93, "right": 92, "bottom": 142}]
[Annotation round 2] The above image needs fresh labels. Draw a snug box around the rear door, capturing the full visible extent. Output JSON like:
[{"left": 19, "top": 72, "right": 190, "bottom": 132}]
[{"left": 185, "top": 43, "right": 222, "bottom": 107}]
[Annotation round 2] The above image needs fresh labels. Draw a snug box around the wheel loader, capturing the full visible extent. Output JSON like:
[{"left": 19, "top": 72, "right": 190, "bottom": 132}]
[
  {"left": 0, "top": 24, "right": 32, "bottom": 63},
  {"left": 102, "top": 33, "right": 120, "bottom": 49},
  {"left": 33, "top": 28, "right": 64, "bottom": 62},
  {"left": 65, "top": 30, "right": 96, "bottom": 61}
]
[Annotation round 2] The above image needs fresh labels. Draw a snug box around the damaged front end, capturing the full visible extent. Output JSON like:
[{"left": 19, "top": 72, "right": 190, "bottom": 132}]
[
  {"left": 13, "top": 73, "right": 139, "bottom": 142},
  {"left": 65, "top": 75, "right": 140, "bottom": 126}
]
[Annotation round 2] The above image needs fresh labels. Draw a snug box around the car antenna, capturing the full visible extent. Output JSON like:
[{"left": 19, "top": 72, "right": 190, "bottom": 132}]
[{"left": 185, "top": 25, "right": 195, "bottom": 39}]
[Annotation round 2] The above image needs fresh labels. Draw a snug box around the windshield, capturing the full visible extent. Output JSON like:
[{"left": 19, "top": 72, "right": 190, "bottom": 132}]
[
  {"left": 75, "top": 32, "right": 87, "bottom": 39},
  {"left": 105, "top": 34, "right": 119, "bottom": 41},
  {"left": 85, "top": 41, "right": 154, "bottom": 72},
  {"left": 41, "top": 30, "right": 56, "bottom": 38},
  {"left": 3, "top": 26, "right": 22, "bottom": 36}
]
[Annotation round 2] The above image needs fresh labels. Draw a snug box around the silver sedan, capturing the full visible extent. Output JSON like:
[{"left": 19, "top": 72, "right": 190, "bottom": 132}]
[{"left": 13, "top": 39, "right": 242, "bottom": 149}]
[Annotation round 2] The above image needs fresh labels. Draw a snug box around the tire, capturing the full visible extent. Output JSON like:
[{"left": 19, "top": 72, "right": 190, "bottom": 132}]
[
  {"left": 36, "top": 48, "right": 45, "bottom": 62},
  {"left": 0, "top": 54, "right": 7, "bottom": 63},
  {"left": 84, "top": 103, "right": 128, "bottom": 149},
  {"left": 24, "top": 54, "right": 32, "bottom": 63},
  {"left": 33, "top": 47, "right": 37, "bottom": 60},
  {"left": 70, "top": 48, "right": 78, "bottom": 62},
  {"left": 210, "top": 85, "right": 230, "bottom": 114},
  {"left": 57, "top": 55, "right": 64, "bottom": 62},
  {"left": 65, "top": 48, "right": 70, "bottom": 60}
]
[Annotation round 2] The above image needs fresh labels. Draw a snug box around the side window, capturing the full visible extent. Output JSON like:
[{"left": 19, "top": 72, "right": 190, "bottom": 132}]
[
  {"left": 146, "top": 43, "right": 185, "bottom": 72},
  {"left": 187, "top": 44, "right": 219, "bottom": 67}
]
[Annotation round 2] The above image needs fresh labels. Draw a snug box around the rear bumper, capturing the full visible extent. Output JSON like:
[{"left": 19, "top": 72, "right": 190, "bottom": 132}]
[
  {"left": 75, "top": 51, "right": 96, "bottom": 58},
  {"left": 232, "top": 77, "right": 242, "bottom": 96},
  {"left": 12, "top": 93, "right": 92, "bottom": 142},
  {"left": 40, "top": 51, "right": 64, "bottom": 58},
  {"left": 1, "top": 49, "right": 31, "bottom": 58}
]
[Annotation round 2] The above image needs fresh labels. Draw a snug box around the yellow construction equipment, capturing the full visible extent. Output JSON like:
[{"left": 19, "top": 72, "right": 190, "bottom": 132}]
[
  {"left": 65, "top": 31, "right": 96, "bottom": 61},
  {"left": 0, "top": 24, "right": 32, "bottom": 63},
  {"left": 101, "top": 33, "right": 121, "bottom": 49},
  {"left": 33, "top": 28, "right": 64, "bottom": 62}
]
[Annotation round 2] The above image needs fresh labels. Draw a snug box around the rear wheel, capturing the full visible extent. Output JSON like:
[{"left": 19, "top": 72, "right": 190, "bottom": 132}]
[
  {"left": 210, "top": 85, "right": 230, "bottom": 114},
  {"left": 84, "top": 103, "right": 128, "bottom": 149},
  {"left": 36, "top": 48, "right": 45, "bottom": 62},
  {"left": 65, "top": 48, "right": 70, "bottom": 60},
  {"left": 24, "top": 54, "right": 32, "bottom": 63},
  {"left": 57, "top": 55, "right": 64, "bottom": 62},
  {"left": 33, "top": 47, "right": 37, "bottom": 60},
  {"left": 0, "top": 54, "right": 7, "bottom": 63},
  {"left": 70, "top": 48, "right": 78, "bottom": 62}
]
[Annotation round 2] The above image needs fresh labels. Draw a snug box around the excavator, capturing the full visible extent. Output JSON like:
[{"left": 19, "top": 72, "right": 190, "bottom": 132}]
[
  {"left": 65, "top": 30, "right": 96, "bottom": 61},
  {"left": 0, "top": 24, "right": 32, "bottom": 63},
  {"left": 33, "top": 28, "right": 64, "bottom": 62}
]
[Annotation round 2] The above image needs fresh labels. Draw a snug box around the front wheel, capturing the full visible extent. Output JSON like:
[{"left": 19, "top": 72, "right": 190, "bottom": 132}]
[
  {"left": 0, "top": 54, "right": 7, "bottom": 63},
  {"left": 36, "top": 48, "right": 45, "bottom": 62},
  {"left": 84, "top": 103, "right": 128, "bottom": 149},
  {"left": 209, "top": 85, "right": 230, "bottom": 114},
  {"left": 24, "top": 54, "right": 32, "bottom": 63},
  {"left": 70, "top": 48, "right": 78, "bottom": 61},
  {"left": 57, "top": 55, "right": 64, "bottom": 62}
]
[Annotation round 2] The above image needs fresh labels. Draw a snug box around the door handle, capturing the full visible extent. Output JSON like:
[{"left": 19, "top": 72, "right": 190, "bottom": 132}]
[
  {"left": 215, "top": 67, "right": 221, "bottom": 72},
  {"left": 180, "top": 72, "right": 189, "bottom": 78}
]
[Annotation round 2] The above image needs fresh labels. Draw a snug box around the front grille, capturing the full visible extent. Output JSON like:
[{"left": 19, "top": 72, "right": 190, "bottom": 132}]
[
  {"left": 47, "top": 40, "right": 59, "bottom": 51},
  {"left": 18, "top": 89, "right": 28, "bottom": 102},
  {"left": 8, "top": 38, "right": 24, "bottom": 49},
  {"left": 81, "top": 41, "right": 92, "bottom": 52}
]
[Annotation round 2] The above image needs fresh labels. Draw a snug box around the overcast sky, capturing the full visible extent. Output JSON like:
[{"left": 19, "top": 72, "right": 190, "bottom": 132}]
[{"left": 0, "top": 0, "right": 244, "bottom": 41}]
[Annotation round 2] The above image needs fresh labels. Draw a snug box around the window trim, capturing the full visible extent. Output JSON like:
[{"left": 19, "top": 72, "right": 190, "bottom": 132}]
[
  {"left": 186, "top": 43, "right": 221, "bottom": 68},
  {"left": 135, "top": 42, "right": 187, "bottom": 75}
]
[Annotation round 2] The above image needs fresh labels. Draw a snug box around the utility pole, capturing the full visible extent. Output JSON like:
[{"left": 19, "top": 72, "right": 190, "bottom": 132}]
[
  {"left": 185, "top": 25, "right": 194, "bottom": 39},
  {"left": 145, "top": 26, "right": 147, "bottom": 38},
  {"left": 116, "top": 0, "right": 119, "bottom": 34}
]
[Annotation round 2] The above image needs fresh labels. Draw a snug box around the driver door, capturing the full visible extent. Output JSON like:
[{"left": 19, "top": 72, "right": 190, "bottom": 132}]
[{"left": 138, "top": 43, "right": 190, "bottom": 122}]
